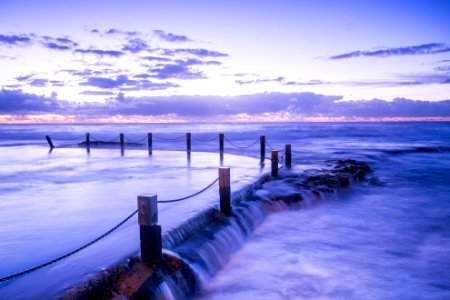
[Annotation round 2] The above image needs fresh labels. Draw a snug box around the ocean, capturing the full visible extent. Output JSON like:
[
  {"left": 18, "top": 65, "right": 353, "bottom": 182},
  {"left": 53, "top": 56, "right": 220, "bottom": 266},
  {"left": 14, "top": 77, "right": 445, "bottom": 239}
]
[{"left": 0, "top": 122, "right": 449, "bottom": 299}]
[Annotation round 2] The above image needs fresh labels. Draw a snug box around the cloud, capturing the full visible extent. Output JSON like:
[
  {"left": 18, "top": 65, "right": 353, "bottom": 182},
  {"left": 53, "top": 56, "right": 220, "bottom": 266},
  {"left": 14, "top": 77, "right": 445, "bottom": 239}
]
[
  {"left": 90, "top": 28, "right": 138, "bottom": 37},
  {"left": 79, "top": 75, "right": 179, "bottom": 91},
  {"left": 2, "top": 89, "right": 450, "bottom": 120},
  {"left": 160, "top": 48, "right": 229, "bottom": 58},
  {"left": 147, "top": 60, "right": 207, "bottom": 80},
  {"left": 153, "top": 30, "right": 192, "bottom": 42},
  {"left": 74, "top": 48, "right": 124, "bottom": 57},
  {"left": 80, "top": 90, "right": 115, "bottom": 95},
  {"left": 122, "top": 38, "right": 149, "bottom": 53},
  {"left": 29, "top": 79, "right": 48, "bottom": 87},
  {"left": 329, "top": 43, "right": 450, "bottom": 60},
  {"left": 141, "top": 56, "right": 172, "bottom": 62},
  {"left": 0, "top": 34, "right": 32, "bottom": 45},
  {"left": 236, "top": 77, "right": 328, "bottom": 86},
  {"left": 0, "top": 88, "right": 68, "bottom": 113},
  {"left": 40, "top": 36, "right": 78, "bottom": 51}
]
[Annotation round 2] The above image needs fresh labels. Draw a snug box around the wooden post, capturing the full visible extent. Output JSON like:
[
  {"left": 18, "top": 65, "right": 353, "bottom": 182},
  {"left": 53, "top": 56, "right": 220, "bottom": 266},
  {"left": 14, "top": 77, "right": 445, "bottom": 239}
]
[
  {"left": 260, "top": 135, "right": 265, "bottom": 162},
  {"left": 120, "top": 133, "right": 125, "bottom": 155},
  {"left": 45, "top": 135, "right": 54, "bottom": 149},
  {"left": 137, "top": 194, "right": 162, "bottom": 266},
  {"left": 271, "top": 150, "right": 278, "bottom": 177},
  {"left": 219, "top": 133, "right": 224, "bottom": 164},
  {"left": 219, "top": 133, "right": 224, "bottom": 153},
  {"left": 186, "top": 132, "right": 191, "bottom": 154},
  {"left": 148, "top": 132, "right": 153, "bottom": 155},
  {"left": 86, "top": 133, "right": 90, "bottom": 153},
  {"left": 219, "top": 167, "right": 231, "bottom": 216},
  {"left": 285, "top": 144, "right": 292, "bottom": 168},
  {"left": 120, "top": 133, "right": 125, "bottom": 146}
]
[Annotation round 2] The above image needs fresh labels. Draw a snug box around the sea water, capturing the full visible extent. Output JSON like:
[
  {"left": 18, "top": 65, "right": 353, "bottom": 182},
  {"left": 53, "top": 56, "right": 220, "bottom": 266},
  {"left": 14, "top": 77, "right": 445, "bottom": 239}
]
[{"left": 0, "top": 122, "right": 449, "bottom": 299}]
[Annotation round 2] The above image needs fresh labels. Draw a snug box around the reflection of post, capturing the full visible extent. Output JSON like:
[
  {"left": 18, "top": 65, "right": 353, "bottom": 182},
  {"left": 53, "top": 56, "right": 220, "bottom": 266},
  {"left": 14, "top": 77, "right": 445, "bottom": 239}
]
[
  {"left": 186, "top": 132, "right": 191, "bottom": 155},
  {"left": 219, "top": 133, "right": 224, "bottom": 164},
  {"left": 137, "top": 194, "right": 162, "bottom": 266},
  {"left": 260, "top": 135, "right": 265, "bottom": 163},
  {"left": 219, "top": 167, "right": 231, "bottom": 216},
  {"left": 120, "top": 133, "right": 125, "bottom": 155},
  {"left": 285, "top": 144, "right": 292, "bottom": 168},
  {"left": 271, "top": 150, "right": 278, "bottom": 177},
  {"left": 148, "top": 132, "right": 152, "bottom": 155},
  {"left": 86, "top": 133, "right": 90, "bottom": 153},
  {"left": 45, "top": 135, "right": 54, "bottom": 149}
]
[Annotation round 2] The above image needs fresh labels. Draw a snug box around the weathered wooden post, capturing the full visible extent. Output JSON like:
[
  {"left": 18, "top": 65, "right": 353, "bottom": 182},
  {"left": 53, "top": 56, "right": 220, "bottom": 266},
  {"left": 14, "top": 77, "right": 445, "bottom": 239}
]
[
  {"left": 260, "top": 135, "right": 266, "bottom": 162},
  {"left": 219, "top": 167, "right": 231, "bottom": 216},
  {"left": 285, "top": 144, "right": 292, "bottom": 168},
  {"left": 271, "top": 150, "right": 278, "bottom": 177},
  {"left": 137, "top": 194, "right": 162, "bottom": 266},
  {"left": 148, "top": 132, "right": 153, "bottom": 155},
  {"left": 45, "top": 135, "right": 54, "bottom": 149},
  {"left": 86, "top": 133, "right": 90, "bottom": 153},
  {"left": 219, "top": 133, "right": 224, "bottom": 164},
  {"left": 219, "top": 133, "right": 224, "bottom": 153},
  {"left": 186, "top": 132, "right": 191, "bottom": 154}
]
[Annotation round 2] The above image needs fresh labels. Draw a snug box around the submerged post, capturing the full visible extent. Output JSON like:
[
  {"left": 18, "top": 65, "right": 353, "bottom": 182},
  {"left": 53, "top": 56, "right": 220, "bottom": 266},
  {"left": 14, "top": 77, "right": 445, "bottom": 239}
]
[
  {"left": 120, "top": 133, "right": 125, "bottom": 147},
  {"left": 148, "top": 132, "right": 153, "bottom": 155},
  {"left": 219, "top": 167, "right": 231, "bottom": 216},
  {"left": 285, "top": 144, "right": 292, "bottom": 168},
  {"left": 86, "top": 133, "right": 90, "bottom": 153},
  {"left": 120, "top": 133, "right": 125, "bottom": 155},
  {"left": 45, "top": 135, "right": 54, "bottom": 149},
  {"left": 271, "top": 150, "right": 278, "bottom": 177},
  {"left": 260, "top": 135, "right": 266, "bottom": 163},
  {"left": 186, "top": 132, "right": 191, "bottom": 154},
  {"left": 137, "top": 194, "right": 162, "bottom": 266}
]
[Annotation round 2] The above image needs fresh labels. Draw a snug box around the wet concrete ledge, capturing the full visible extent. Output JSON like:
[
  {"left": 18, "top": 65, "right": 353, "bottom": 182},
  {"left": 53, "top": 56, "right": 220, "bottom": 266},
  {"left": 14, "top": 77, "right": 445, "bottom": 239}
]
[{"left": 59, "top": 159, "right": 371, "bottom": 300}]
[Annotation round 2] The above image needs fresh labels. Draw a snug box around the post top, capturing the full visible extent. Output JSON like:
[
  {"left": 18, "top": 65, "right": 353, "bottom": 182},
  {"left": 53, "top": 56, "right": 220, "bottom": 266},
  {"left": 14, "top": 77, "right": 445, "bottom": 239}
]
[{"left": 138, "top": 193, "right": 157, "bottom": 200}]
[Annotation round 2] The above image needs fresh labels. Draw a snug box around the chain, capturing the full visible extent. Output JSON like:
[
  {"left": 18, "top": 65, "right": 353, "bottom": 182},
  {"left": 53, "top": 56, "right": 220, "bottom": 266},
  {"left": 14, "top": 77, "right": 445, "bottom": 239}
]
[
  {"left": 225, "top": 137, "right": 260, "bottom": 149},
  {"left": 153, "top": 134, "right": 186, "bottom": 141},
  {"left": 50, "top": 134, "right": 86, "bottom": 141},
  {"left": 125, "top": 136, "right": 148, "bottom": 143},
  {"left": 191, "top": 135, "right": 219, "bottom": 143},
  {"left": 0, "top": 209, "right": 138, "bottom": 283},
  {"left": 157, "top": 177, "right": 219, "bottom": 203}
]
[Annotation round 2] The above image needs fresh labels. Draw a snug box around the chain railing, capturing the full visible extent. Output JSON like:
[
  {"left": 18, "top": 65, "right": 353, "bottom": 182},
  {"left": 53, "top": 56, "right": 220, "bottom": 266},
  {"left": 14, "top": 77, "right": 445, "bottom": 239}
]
[
  {"left": 225, "top": 137, "right": 260, "bottom": 149},
  {"left": 0, "top": 172, "right": 222, "bottom": 283}
]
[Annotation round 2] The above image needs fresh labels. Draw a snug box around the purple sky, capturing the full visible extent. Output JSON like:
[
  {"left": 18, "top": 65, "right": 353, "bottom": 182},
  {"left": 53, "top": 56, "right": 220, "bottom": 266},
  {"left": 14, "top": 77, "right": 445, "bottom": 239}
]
[{"left": 0, "top": 0, "right": 449, "bottom": 122}]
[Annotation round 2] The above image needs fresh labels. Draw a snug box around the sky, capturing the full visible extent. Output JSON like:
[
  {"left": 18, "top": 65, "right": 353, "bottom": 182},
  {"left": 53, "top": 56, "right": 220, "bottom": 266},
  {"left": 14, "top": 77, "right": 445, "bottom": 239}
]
[{"left": 0, "top": 0, "right": 449, "bottom": 123}]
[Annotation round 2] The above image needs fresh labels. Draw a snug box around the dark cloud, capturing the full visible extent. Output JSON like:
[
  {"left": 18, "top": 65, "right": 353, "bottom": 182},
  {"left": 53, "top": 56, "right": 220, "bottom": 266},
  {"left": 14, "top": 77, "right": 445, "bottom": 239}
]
[
  {"left": 161, "top": 48, "right": 228, "bottom": 58},
  {"left": 41, "top": 36, "right": 78, "bottom": 51},
  {"left": 74, "top": 48, "right": 123, "bottom": 57},
  {"left": 329, "top": 43, "right": 450, "bottom": 60},
  {"left": 0, "top": 88, "right": 68, "bottom": 113},
  {"left": 153, "top": 30, "right": 192, "bottom": 42},
  {"left": 15, "top": 74, "right": 35, "bottom": 82},
  {"left": 148, "top": 63, "right": 205, "bottom": 80},
  {"left": 2, "top": 89, "right": 450, "bottom": 119},
  {"left": 141, "top": 56, "right": 172, "bottom": 62},
  {"left": 80, "top": 75, "right": 136, "bottom": 89},
  {"left": 0, "top": 34, "right": 32, "bottom": 45},
  {"left": 29, "top": 79, "right": 48, "bottom": 87},
  {"left": 79, "top": 75, "right": 179, "bottom": 91},
  {"left": 122, "top": 38, "right": 149, "bottom": 53}
]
